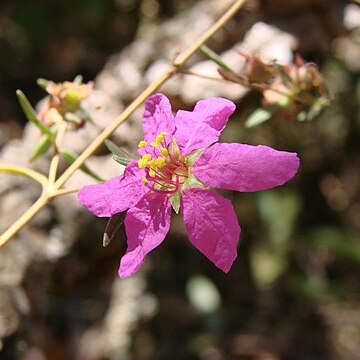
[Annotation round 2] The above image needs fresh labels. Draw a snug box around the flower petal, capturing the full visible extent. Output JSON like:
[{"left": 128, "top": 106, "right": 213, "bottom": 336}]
[
  {"left": 142, "top": 93, "right": 175, "bottom": 142},
  {"left": 182, "top": 188, "right": 240, "bottom": 273},
  {"left": 174, "top": 98, "right": 236, "bottom": 155},
  {"left": 192, "top": 143, "right": 300, "bottom": 192},
  {"left": 78, "top": 161, "right": 147, "bottom": 217},
  {"left": 119, "top": 192, "right": 171, "bottom": 278}
]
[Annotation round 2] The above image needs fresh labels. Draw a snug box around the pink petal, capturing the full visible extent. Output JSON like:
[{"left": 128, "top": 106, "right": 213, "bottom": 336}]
[
  {"left": 78, "top": 161, "right": 147, "bottom": 217},
  {"left": 182, "top": 188, "right": 240, "bottom": 273},
  {"left": 174, "top": 98, "right": 236, "bottom": 155},
  {"left": 119, "top": 192, "right": 171, "bottom": 278},
  {"left": 192, "top": 143, "right": 300, "bottom": 192},
  {"left": 142, "top": 93, "right": 175, "bottom": 142}
]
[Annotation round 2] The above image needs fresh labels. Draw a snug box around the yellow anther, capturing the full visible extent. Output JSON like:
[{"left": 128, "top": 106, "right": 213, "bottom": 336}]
[
  {"left": 138, "top": 140, "right": 147, "bottom": 148},
  {"left": 149, "top": 160, "right": 156, "bottom": 170},
  {"left": 141, "top": 176, "right": 148, "bottom": 184},
  {"left": 149, "top": 169, "right": 156, "bottom": 178},
  {"left": 160, "top": 131, "right": 168, "bottom": 136},
  {"left": 160, "top": 148, "right": 168, "bottom": 157},
  {"left": 138, "top": 154, "right": 152, "bottom": 169},
  {"left": 150, "top": 141, "right": 158, "bottom": 148},
  {"left": 155, "top": 157, "right": 165, "bottom": 168},
  {"left": 155, "top": 134, "right": 163, "bottom": 143}
]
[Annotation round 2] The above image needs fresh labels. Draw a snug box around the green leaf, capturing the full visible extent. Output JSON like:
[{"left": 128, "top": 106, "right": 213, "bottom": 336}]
[
  {"left": 112, "top": 156, "right": 131, "bottom": 166},
  {"left": 245, "top": 108, "right": 273, "bottom": 128},
  {"left": 16, "top": 90, "right": 54, "bottom": 139},
  {"left": 29, "top": 136, "right": 53, "bottom": 161},
  {"left": 200, "top": 45, "right": 235, "bottom": 72},
  {"left": 61, "top": 149, "right": 104, "bottom": 182},
  {"left": 105, "top": 139, "right": 133, "bottom": 166}
]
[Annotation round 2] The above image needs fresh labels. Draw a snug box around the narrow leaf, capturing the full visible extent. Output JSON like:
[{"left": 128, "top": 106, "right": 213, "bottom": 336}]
[
  {"left": 105, "top": 139, "right": 133, "bottom": 165},
  {"left": 113, "top": 155, "right": 131, "bottom": 166},
  {"left": 103, "top": 212, "right": 125, "bottom": 247},
  {"left": 30, "top": 136, "right": 53, "bottom": 161},
  {"left": 16, "top": 90, "right": 54, "bottom": 139},
  {"left": 61, "top": 149, "right": 104, "bottom": 182},
  {"left": 200, "top": 45, "right": 235, "bottom": 72},
  {"left": 245, "top": 108, "right": 273, "bottom": 128}
]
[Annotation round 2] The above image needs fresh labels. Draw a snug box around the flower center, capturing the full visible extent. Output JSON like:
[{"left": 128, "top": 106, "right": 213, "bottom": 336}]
[{"left": 137, "top": 132, "right": 189, "bottom": 195}]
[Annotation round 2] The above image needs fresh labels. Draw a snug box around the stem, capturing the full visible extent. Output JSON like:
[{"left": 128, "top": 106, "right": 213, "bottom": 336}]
[
  {"left": 0, "top": 195, "right": 49, "bottom": 247},
  {"left": 47, "top": 121, "right": 67, "bottom": 188},
  {"left": 0, "top": 164, "right": 48, "bottom": 187},
  {"left": 49, "top": 187, "right": 80, "bottom": 198},
  {"left": 179, "top": 70, "right": 229, "bottom": 82},
  {"left": 0, "top": 0, "right": 248, "bottom": 246}
]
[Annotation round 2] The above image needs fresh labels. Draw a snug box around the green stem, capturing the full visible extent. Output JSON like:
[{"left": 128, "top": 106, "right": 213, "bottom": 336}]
[{"left": 0, "top": 163, "right": 48, "bottom": 187}]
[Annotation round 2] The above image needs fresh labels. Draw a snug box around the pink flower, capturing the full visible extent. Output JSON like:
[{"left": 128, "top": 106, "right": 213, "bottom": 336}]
[{"left": 78, "top": 94, "right": 300, "bottom": 278}]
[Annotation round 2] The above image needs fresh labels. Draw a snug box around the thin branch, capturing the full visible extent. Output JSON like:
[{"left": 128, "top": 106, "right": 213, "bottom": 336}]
[
  {"left": 47, "top": 121, "right": 67, "bottom": 188},
  {"left": 0, "top": 163, "right": 48, "bottom": 187},
  {"left": 49, "top": 187, "right": 80, "bottom": 198},
  {"left": 0, "top": 0, "right": 248, "bottom": 247},
  {"left": 178, "top": 70, "right": 230, "bottom": 82},
  {"left": 0, "top": 195, "right": 49, "bottom": 247},
  {"left": 54, "top": 0, "right": 247, "bottom": 190}
]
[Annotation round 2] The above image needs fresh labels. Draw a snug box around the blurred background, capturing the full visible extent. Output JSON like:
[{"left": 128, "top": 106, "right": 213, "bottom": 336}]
[{"left": 0, "top": 0, "right": 360, "bottom": 359}]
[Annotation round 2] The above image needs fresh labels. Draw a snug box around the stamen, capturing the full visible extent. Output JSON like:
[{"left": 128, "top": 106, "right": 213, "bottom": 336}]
[
  {"left": 138, "top": 140, "right": 147, "bottom": 148},
  {"left": 141, "top": 176, "right": 148, "bottom": 184},
  {"left": 160, "top": 148, "right": 168, "bottom": 157},
  {"left": 149, "top": 168, "right": 156, "bottom": 177},
  {"left": 155, "top": 134, "right": 164, "bottom": 143},
  {"left": 155, "top": 157, "right": 165, "bottom": 168},
  {"left": 138, "top": 154, "right": 152, "bottom": 168}
]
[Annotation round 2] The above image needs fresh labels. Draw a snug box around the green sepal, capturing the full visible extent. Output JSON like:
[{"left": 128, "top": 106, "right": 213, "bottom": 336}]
[
  {"left": 200, "top": 45, "right": 235, "bottom": 72},
  {"left": 64, "top": 112, "right": 83, "bottom": 125},
  {"left": 80, "top": 106, "right": 96, "bottom": 125},
  {"left": 184, "top": 172, "right": 206, "bottom": 189},
  {"left": 16, "top": 89, "right": 54, "bottom": 140},
  {"left": 105, "top": 139, "right": 133, "bottom": 166},
  {"left": 36, "top": 78, "right": 49, "bottom": 90},
  {"left": 103, "top": 212, "right": 125, "bottom": 247},
  {"left": 169, "top": 192, "right": 181, "bottom": 214},
  {"left": 61, "top": 149, "right": 104, "bottom": 182},
  {"left": 186, "top": 148, "right": 204, "bottom": 167},
  {"left": 73, "top": 74, "right": 83, "bottom": 84}
]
